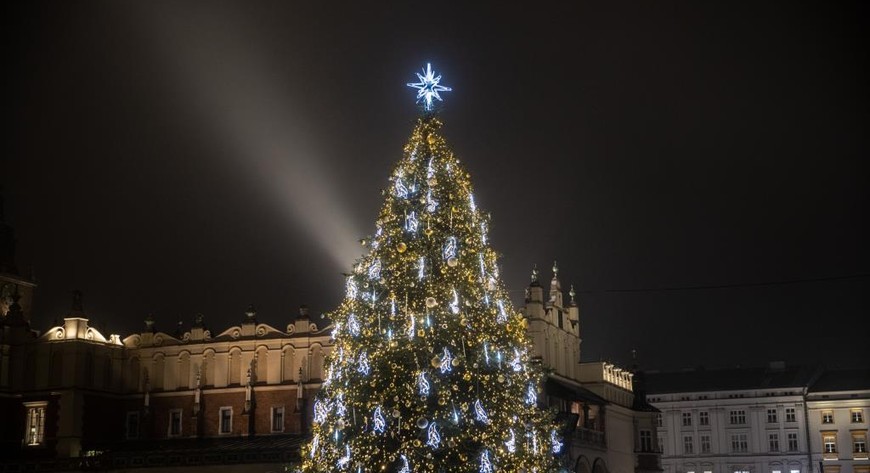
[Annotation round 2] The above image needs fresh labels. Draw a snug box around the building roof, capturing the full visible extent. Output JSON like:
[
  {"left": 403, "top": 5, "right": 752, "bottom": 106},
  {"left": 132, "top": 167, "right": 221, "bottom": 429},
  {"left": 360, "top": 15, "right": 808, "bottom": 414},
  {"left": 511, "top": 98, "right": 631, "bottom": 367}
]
[
  {"left": 808, "top": 368, "right": 870, "bottom": 393},
  {"left": 643, "top": 365, "right": 816, "bottom": 395},
  {"left": 546, "top": 376, "right": 608, "bottom": 404}
]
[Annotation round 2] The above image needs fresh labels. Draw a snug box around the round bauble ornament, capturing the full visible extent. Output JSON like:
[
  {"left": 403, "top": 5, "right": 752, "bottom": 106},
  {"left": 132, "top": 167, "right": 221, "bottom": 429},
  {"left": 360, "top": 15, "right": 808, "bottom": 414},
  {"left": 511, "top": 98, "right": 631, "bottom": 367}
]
[
  {"left": 427, "top": 177, "right": 437, "bottom": 186},
  {"left": 417, "top": 329, "right": 426, "bottom": 338},
  {"left": 451, "top": 205, "right": 459, "bottom": 213},
  {"left": 397, "top": 242, "right": 407, "bottom": 253},
  {"left": 472, "top": 362, "right": 479, "bottom": 369},
  {"left": 393, "top": 396, "right": 399, "bottom": 402},
  {"left": 390, "top": 340, "right": 398, "bottom": 348},
  {"left": 463, "top": 372, "right": 472, "bottom": 381},
  {"left": 497, "top": 374, "right": 505, "bottom": 383},
  {"left": 447, "top": 257, "right": 458, "bottom": 267},
  {"left": 448, "top": 439, "right": 457, "bottom": 448},
  {"left": 424, "top": 227, "right": 434, "bottom": 236},
  {"left": 431, "top": 356, "right": 441, "bottom": 368},
  {"left": 425, "top": 297, "right": 437, "bottom": 308},
  {"left": 427, "top": 135, "right": 436, "bottom": 145},
  {"left": 337, "top": 419, "right": 346, "bottom": 429},
  {"left": 487, "top": 279, "right": 497, "bottom": 291},
  {"left": 392, "top": 409, "right": 400, "bottom": 418},
  {"left": 417, "top": 417, "right": 429, "bottom": 429},
  {"left": 451, "top": 358, "right": 460, "bottom": 367},
  {"left": 414, "top": 440, "right": 421, "bottom": 447}
]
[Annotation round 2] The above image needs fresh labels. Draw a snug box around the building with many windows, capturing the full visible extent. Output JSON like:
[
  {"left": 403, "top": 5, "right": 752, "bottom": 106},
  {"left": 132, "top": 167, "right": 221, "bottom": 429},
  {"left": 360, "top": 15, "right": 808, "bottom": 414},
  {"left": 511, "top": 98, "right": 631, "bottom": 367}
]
[{"left": 644, "top": 364, "right": 870, "bottom": 473}]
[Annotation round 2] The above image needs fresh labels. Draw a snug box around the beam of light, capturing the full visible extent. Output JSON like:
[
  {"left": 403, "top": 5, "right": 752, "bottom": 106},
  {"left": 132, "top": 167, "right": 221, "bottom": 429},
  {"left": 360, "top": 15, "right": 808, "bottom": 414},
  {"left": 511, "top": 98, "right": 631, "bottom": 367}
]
[{"left": 137, "top": 4, "right": 365, "bottom": 272}]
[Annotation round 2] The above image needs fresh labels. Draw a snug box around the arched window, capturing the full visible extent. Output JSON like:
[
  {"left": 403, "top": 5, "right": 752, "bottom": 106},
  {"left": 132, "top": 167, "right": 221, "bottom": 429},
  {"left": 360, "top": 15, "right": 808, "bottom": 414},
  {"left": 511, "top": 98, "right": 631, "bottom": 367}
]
[
  {"left": 256, "top": 348, "right": 268, "bottom": 384},
  {"left": 282, "top": 347, "right": 295, "bottom": 383},
  {"left": 229, "top": 349, "right": 241, "bottom": 385},
  {"left": 310, "top": 346, "right": 324, "bottom": 381},
  {"left": 202, "top": 351, "right": 215, "bottom": 387},
  {"left": 178, "top": 352, "right": 191, "bottom": 389},
  {"left": 152, "top": 354, "right": 165, "bottom": 390}
]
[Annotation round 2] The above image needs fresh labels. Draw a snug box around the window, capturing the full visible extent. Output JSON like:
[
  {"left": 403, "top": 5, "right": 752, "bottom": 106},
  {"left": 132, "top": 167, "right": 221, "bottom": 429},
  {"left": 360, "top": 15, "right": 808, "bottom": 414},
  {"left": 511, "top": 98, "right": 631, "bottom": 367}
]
[
  {"left": 219, "top": 407, "right": 233, "bottom": 434},
  {"left": 24, "top": 403, "right": 47, "bottom": 446},
  {"left": 854, "top": 433, "right": 868, "bottom": 454},
  {"left": 701, "top": 434, "right": 712, "bottom": 453},
  {"left": 657, "top": 414, "right": 663, "bottom": 427},
  {"left": 658, "top": 434, "right": 665, "bottom": 453},
  {"left": 768, "top": 433, "right": 780, "bottom": 452},
  {"left": 824, "top": 434, "right": 837, "bottom": 454},
  {"left": 785, "top": 408, "right": 796, "bottom": 422},
  {"left": 125, "top": 412, "right": 140, "bottom": 439},
  {"left": 168, "top": 409, "right": 182, "bottom": 437},
  {"left": 271, "top": 406, "right": 285, "bottom": 433},
  {"left": 789, "top": 470, "right": 800, "bottom": 473},
  {"left": 683, "top": 412, "right": 693, "bottom": 426},
  {"left": 684, "top": 435, "right": 694, "bottom": 454},
  {"left": 767, "top": 409, "right": 778, "bottom": 423},
  {"left": 822, "top": 412, "right": 834, "bottom": 424},
  {"left": 773, "top": 470, "right": 782, "bottom": 473},
  {"left": 730, "top": 410, "right": 747, "bottom": 425},
  {"left": 699, "top": 411, "right": 710, "bottom": 426},
  {"left": 852, "top": 410, "right": 865, "bottom": 423},
  {"left": 787, "top": 432, "right": 799, "bottom": 452},
  {"left": 731, "top": 433, "right": 749, "bottom": 453}
]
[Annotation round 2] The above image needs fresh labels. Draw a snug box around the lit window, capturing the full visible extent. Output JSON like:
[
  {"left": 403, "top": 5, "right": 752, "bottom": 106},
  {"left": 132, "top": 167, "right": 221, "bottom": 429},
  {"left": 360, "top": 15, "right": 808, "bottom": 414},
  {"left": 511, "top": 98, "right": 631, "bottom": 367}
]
[
  {"left": 769, "top": 433, "right": 780, "bottom": 452},
  {"left": 852, "top": 410, "right": 865, "bottom": 423},
  {"left": 24, "top": 402, "right": 47, "bottom": 446},
  {"left": 219, "top": 407, "right": 232, "bottom": 434},
  {"left": 824, "top": 434, "right": 837, "bottom": 454},
  {"left": 731, "top": 433, "right": 749, "bottom": 453},
  {"left": 730, "top": 410, "right": 747, "bottom": 425},
  {"left": 787, "top": 432, "right": 799, "bottom": 452},
  {"left": 168, "top": 409, "right": 182, "bottom": 437},
  {"left": 125, "top": 412, "right": 140, "bottom": 439},
  {"left": 683, "top": 412, "right": 693, "bottom": 426},
  {"left": 789, "top": 470, "right": 800, "bottom": 473},
  {"left": 767, "top": 409, "right": 778, "bottom": 423},
  {"left": 701, "top": 434, "right": 711, "bottom": 453},
  {"left": 822, "top": 412, "right": 834, "bottom": 424},
  {"left": 773, "top": 470, "right": 782, "bottom": 473},
  {"left": 271, "top": 406, "right": 285, "bottom": 433},
  {"left": 684, "top": 435, "right": 694, "bottom": 454},
  {"left": 699, "top": 411, "right": 709, "bottom": 426},
  {"left": 853, "top": 434, "right": 867, "bottom": 454},
  {"left": 785, "top": 408, "right": 796, "bottom": 422}
]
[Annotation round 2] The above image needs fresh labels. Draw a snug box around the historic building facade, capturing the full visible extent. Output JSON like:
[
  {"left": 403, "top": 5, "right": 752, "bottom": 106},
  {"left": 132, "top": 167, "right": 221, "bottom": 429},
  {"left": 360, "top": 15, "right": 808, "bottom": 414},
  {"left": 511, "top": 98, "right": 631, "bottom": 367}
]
[{"left": 644, "top": 365, "right": 870, "bottom": 473}]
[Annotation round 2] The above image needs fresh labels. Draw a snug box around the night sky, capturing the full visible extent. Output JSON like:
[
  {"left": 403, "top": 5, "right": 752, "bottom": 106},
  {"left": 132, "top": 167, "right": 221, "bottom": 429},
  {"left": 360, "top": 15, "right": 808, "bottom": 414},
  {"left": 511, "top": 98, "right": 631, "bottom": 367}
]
[{"left": 5, "top": 1, "right": 868, "bottom": 371}]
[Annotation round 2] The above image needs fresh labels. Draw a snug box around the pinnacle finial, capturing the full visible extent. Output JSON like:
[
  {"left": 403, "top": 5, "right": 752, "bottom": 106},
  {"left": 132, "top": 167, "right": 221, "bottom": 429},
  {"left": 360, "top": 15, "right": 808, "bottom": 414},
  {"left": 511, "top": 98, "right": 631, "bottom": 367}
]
[
  {"left": 569, "top": 284, "right": 576, "bottom": 304},
  {"left": 245, "top": 304, "right": 257, "bottom": 321},
  {"left": 530, "top": 264, "right": 539, "bottom": 283},
  {"left": 552, "top": 260, "right": 559, "bottom": 276}
]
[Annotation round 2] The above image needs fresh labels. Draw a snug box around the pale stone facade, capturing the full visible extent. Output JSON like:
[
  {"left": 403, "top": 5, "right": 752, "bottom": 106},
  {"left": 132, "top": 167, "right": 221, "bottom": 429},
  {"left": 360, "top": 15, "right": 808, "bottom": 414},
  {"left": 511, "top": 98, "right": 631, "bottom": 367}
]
[{"left": 805, "top": 370, "right": 870, "bottom": 473}]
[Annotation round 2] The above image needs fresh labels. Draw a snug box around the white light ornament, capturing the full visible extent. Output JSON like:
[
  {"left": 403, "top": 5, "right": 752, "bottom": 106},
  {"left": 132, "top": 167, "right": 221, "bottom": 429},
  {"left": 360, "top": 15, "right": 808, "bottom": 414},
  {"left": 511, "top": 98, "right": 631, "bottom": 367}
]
[
  {"left": 427, "top": 157, "right": 436, "bottom": 179},
  {"left": 469, "top": 193, "right": 477, "bottom": 213},
  {"left": 405, "top": 210, "right": 419, "bottom": 233},
  {"left": 480, "top": 221, "right": 488, "bottom": 245},
  {"left": 474, "top": 399, "right": 490, "bottom": 424},
  {"left": 368, "top": 259, "right": 382, "bottom": 280},
  {"left": 439, "top": 347, "right": 453, "bottom": 374},
  {"left": 335, "top": 394, "right": 348, "bottom": 417},
  {"left": 525, "top": 383, "right": 538, "bottom": 405},
  {"left": 479, "top": 253, "right": 486, "bottom": 280},
  {"left": 407, "top": 313, "right": 416, "bottom": 339},
  {"left": 479, "top": 450, "right": 494, "bottom": 473},
  {"left": 357, "top": 352, "right": 371, "bottom": 376},
  {"left": 551, "top": 429, "right": 563, "bottom": 454},
  {"left": 496, "top": 300, "right": 508, "bottom": 324},
  {"left": 449, "top": 288, "right": 460, "bottom": 315},
  {"left": 426, "top": 422, "right": 441, "bottom": 449},
  {"left": 407, "top": 63, "right": 452, "bottom": 111},
  {"left": 398, "top": 454, "right": 411, "bottom": 473},
  {"left": 418, "top": 256, "right": 425, "bottom": 280},
  {"left": 310, "top": 434, "right": 319, "bottom": 458},
  {"left": 426, "top": 189, "right": 438, "bottom": 213},
  {"left": 418, "top": 371, "right": 431, "bottom": 397},
  {"left": 395, "top": 177, "right": 409, "bottom": 198},
  {"left": 505, "top": 429, "right": 516, "bottom": 453},
  {"left": 313, "top": 399, "right": 331, "bottom": 424},
  {"left": 337, "top": 444, "right": 352, "bottom": 468},
  {"left": 347, "top": 313, "right": 361, "bottom": 337},
  {"left": 372, "top": 406, "right": 387, "bottom": 434},
  {"left": 443, "top": 236, "right": 457, "bottom": 260},
  {"left": 346, "top": 278, "right": 358, "bottom": 300},
  {"left": 508, "top": 349, "right": 523, "bottom": 372}
]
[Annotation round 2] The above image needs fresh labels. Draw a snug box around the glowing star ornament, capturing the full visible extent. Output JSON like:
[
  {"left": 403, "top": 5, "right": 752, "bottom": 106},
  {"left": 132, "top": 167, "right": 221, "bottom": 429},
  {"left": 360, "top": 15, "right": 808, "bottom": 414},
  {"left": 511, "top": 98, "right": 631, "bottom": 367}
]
[
  {"left": 407, "top": 63, "right": 452, "bottom": 111},
  {"left": 372, "top": 406, "right": 386, "bottom": 434},
  {"left": 479, "top": 450, "right": 494, "bottom": 473},
  {"left": 426, "top": 422, "right": 441, "bottom": 449}
]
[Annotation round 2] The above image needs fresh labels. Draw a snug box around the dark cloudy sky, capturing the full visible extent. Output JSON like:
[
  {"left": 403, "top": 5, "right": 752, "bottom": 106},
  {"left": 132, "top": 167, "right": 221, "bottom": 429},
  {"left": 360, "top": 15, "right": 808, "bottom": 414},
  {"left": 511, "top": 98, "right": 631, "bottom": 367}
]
[{"left": 5, "top": 1, "right": 868, "bottom": 370}]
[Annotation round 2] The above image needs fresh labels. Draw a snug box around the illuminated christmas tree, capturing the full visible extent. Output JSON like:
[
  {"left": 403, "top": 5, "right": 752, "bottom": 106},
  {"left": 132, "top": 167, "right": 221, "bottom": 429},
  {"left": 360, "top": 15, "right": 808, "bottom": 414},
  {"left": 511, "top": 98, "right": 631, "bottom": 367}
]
[{"left": 300, "top": 64, "right": 562, "bottom": 472}]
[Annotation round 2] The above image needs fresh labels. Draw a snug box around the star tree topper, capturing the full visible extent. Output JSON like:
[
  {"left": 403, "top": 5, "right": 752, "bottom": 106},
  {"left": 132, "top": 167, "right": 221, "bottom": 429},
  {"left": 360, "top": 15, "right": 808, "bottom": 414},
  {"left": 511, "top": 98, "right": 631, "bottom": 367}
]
[{"left": 407, "top": 63, "right": 452, "bottom": 111}]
